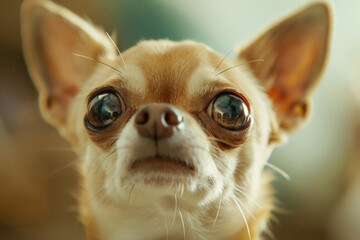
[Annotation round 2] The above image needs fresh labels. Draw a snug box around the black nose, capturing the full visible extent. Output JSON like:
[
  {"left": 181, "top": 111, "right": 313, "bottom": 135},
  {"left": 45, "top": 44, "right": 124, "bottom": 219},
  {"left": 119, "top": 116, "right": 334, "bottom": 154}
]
[{"left": 134, "top": 103, "right": 184, "bottom": 139}]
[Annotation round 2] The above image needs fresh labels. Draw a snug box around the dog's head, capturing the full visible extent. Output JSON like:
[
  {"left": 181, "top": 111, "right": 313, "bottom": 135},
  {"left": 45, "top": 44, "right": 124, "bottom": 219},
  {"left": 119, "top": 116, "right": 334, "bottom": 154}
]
[{"left": 21, "top": 0, "right": 330, "bottom": 229}]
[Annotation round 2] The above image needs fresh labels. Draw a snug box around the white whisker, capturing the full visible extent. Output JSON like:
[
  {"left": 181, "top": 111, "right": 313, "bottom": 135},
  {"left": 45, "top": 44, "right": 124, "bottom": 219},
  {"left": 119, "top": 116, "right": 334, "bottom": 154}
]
[
  {"left": 234, "top": 186, "right": 262, "bottom": 209},
  {"left": 212, "top": 196, "right": 223, "bottom": 227},
  {"left": 186, "top": 215, "right": 194, "bottom": 230},
  {"left": 236, "top": 197, "right": 256, "bottom": 220},
  {"left": 180, "top": 183, "right": 185, "bottom": 197},
  {"left": 48, "top": 157, "right": 81, "bottom": 178},
  {"left": 232, "top": 196, "right": 251, "bottom": 240},
  {"left": 164, "top": 214, "right": 169, "bottom": 240},
  {"left": 215, "top": 59, "right": 264, "bottom": 77},
  {"left": 105, "top": 32, "right": 127, "bottom": 67},
  {"left": 178, "top": 207, "right": 186, "bottom": 240},
  {"left": 169, "top": 195, "right": 178, "bottom": 231},
  {"left": 72, "top": 53, "right": 124, "bottom": 77},
  {"left": 265, "top": 162, "right": 291, "bottom": 181},
  {"left": 211, "top": 47, "right": 236, "bottom": 77}
]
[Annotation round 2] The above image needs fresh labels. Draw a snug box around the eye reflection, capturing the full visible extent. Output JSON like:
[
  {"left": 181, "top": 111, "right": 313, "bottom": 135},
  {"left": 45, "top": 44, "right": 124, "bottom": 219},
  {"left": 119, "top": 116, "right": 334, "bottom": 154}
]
[
  {"left": 210, "top": 93, "right": 250, "bottom": 130},
  {"left": 86, "top": 92, "right": 122, "bottom": 130}
]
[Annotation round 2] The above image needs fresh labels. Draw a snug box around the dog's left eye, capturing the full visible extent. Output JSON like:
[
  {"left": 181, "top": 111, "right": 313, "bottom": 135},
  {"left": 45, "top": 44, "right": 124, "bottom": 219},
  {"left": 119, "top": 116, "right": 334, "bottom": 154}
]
[
  {"left": 209, "top": 93, "right": 250, "bottom": 130},
  {"left": 85, "top": 92, "right": 122, "bottom": 130}
]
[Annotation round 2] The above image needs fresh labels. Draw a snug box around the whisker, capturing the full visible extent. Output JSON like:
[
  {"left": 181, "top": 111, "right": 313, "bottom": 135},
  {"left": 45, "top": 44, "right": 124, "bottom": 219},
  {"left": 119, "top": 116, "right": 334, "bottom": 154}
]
[
  {"left": 180, "top": 183, "right": 185, "bottom": 197},
  {"left": 86, "top": 186, "right": 107, "bottom": 206},
  {"left": 209, "top": 147, "right": 233, "bottom": 173},
  {"left": 169, "top": 195, "right": 178, "bottom": 231},
  {"left": 178, "top": 207, "right": 186, "bottom": 240},
  {"left": 48, "top": 157, "right": 82, "bottom": 178},
  {"left": 165, "top": 214, "right": 170, "bottom": 240},
  {"left": 215, "top": 59, "right": 264, "bottom": 77},
  {"left": 209, "top": 157, "right": 231, "bottom": 175},
  {"left": 72, "top": 53, "right": 123, "bottom": 77},
  {"left": 232, "top": 196, "right": 251, "bottom": 240},
  {"left": 265, "top": 162, "right": 291, "bottom": 181},
  {"left": 102, "top": 150, "right": 120, "bottom": 170},
  {"left": 264, "top": 225, "right": 276, "bottom": 240},
  {"left": 234, "top": 186, "right": 262, "bottom": 208},
  {"left": 127, "top": 184, "right": 136, "bottom": 202},
  {"left": 212, "top": 196, "right": 223, "bottom": 227},
  {"left": 42, "top": 147, "right": 74, "bottom": 153},
  {"left": 212, "top": 47, "right": 236, "bottom": 77},
  {"left": 186, "top": 215, "right": 194, "bottom": 230},
  {"left": 92, "top": 148, "right": 118, "bottom": 174},
  {"left": 105, "top": 32, "right": 127, "bottom": 67},
  {"left": 235, "top": 196, "right": 256, "bottom": 220}
]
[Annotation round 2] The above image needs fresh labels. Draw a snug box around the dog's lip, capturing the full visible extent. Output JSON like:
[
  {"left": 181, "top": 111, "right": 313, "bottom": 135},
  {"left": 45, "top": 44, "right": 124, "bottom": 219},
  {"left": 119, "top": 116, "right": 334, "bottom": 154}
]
[{"left": 131, "top": 155, "right": 195, "bottom": 172}]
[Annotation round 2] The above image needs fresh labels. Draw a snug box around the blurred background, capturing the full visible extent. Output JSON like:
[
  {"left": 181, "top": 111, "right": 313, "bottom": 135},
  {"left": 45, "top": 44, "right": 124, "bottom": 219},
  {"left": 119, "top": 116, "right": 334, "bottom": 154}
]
[{"left": 0, "top": 0, "right": 359, "bottom": 239}]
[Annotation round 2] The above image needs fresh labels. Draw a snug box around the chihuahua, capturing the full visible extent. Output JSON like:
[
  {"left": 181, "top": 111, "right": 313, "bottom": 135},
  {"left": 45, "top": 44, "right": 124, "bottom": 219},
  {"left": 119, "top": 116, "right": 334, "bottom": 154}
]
[{"left": 21, "top": 0, "right": 331, "bottom": 239}]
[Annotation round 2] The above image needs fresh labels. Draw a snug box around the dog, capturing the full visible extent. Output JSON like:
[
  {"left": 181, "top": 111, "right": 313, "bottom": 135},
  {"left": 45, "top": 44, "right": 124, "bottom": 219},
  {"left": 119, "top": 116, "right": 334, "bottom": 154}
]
[{"left": 21, "top": 0, "right": 331, "bottom": 239}]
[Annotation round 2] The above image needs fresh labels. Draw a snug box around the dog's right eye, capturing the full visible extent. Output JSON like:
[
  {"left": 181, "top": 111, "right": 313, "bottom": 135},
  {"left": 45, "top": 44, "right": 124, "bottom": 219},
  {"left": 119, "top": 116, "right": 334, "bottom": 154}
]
[
  {"left": 208, "top": 93, "right": 250, "bottom": 130},
  {"left": 85, "top": 92, "right": 122, "bottom": 130}
]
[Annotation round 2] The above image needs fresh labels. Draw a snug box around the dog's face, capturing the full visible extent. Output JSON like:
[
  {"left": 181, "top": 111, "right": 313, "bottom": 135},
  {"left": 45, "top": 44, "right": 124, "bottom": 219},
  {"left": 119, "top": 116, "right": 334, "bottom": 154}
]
[
  {"left": 21, "top": 0, "right": 330, "bottom": 238},
  {"left": 74, "top": 40, "right": 274, "bottom": 208}
]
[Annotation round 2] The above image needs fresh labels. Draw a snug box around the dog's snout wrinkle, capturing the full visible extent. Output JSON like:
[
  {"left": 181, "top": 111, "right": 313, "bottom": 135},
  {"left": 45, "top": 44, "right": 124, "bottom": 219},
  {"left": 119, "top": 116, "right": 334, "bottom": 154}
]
[{"left": 135, "top": 103, "right": 184, "bottom": 139}]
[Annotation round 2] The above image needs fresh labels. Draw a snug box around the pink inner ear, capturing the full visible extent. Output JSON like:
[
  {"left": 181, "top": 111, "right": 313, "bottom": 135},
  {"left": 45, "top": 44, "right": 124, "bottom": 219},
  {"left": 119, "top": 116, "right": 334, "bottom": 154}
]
[
  {"left": 268, "top": 29, "right": 322, "bottom": 114},
  {"left": 38, "top": 16, "right": 99, "bottom": 105},
  {"left": 237, "top": 3, "right": 330, "bottom": 132}
]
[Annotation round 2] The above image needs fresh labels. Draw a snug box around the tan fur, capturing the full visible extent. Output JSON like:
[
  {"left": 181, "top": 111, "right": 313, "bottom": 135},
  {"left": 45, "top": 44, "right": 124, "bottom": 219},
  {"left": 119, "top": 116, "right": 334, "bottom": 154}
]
[
  {"left": 234, "top": 172, "right": 275, "bottom": 240},
  {"left": 21, "top": 1, "right": 331, "bottom": 239}
]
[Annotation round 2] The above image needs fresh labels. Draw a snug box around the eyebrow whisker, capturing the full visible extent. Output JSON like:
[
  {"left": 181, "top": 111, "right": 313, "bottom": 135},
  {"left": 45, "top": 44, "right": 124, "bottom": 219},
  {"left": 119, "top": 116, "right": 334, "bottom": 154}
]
[
  {"left": 212, "top": 47, "right": 236, "bottom": 77},
  {"left": 105, "top": 32, "right": 127, "bottom": 67},
  {"left": 73, "top": 53, "right": 124, "bottom": 77},
  {"left": 215, "top": 59, "right": 264, "bottom": 77}
]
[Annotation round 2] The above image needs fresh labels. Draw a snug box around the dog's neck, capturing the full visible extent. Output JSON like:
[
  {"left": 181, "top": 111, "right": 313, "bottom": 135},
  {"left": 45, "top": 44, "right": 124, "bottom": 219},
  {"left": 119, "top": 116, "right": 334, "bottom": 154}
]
[{"left": 79, "top": 171, "right": 274, "bottom": 240}]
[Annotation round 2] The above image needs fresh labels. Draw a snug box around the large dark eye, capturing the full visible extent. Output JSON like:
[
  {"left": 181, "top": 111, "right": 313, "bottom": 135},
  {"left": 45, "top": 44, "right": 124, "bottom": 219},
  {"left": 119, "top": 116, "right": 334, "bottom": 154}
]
[
  {"left": 85, "top": 92, "right": 122, "bottom": 130},
  {"left": 209, "top": 93, "right": 250, "bottom": 130}
]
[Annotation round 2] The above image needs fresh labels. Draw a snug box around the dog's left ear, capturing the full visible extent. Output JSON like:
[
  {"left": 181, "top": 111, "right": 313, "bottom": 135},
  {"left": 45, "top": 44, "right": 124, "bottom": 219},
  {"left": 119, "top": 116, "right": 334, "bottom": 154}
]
[
  {"left": 21, "top": 0, "right": 115, "bottom": 129},
  {"left": 238, "top": 3, "right": 331, "bottom": 134}
]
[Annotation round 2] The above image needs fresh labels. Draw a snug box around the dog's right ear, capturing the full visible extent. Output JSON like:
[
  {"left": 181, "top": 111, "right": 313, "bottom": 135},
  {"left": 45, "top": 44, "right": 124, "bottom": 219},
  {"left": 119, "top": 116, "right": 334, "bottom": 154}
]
[
  {"left": 238, "top": 3, "right": 331, "bottom": 140},
  {"left": 21, "top": 0, "right": 114, "bottom": 128}
]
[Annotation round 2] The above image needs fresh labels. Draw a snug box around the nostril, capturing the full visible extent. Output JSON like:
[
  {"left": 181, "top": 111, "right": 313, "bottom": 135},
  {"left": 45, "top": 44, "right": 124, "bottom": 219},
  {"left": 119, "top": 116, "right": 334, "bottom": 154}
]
[
  {"left": 135, "top": 104, "right": 184, "bottom": 139},
  {"left": 164, "top": 109, "right": 183, "bottom": 126},
  {"left": 135, "top": 110, "right": 149, "bottom": 125}
]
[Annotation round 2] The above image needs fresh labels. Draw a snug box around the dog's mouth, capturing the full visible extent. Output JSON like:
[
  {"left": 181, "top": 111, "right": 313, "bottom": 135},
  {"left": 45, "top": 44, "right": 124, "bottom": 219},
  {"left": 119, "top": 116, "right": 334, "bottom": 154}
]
[{"left": 131, "top": 155, "right": 195, "bottom": 174}]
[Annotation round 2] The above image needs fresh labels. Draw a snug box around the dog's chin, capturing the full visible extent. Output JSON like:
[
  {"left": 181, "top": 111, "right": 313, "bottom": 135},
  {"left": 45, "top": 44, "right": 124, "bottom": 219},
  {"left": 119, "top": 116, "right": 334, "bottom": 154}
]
[{"left": 127, "top": 156, "right": 196, "bottom": 188}]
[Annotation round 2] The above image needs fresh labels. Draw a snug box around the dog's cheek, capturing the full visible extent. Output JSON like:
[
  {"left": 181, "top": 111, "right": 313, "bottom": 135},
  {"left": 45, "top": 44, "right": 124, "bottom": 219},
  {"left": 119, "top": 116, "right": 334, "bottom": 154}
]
[
  {"left": 180, "top": 115, "right": 217, "bottom": 176},
  {"left": 179, "top": 116, "right": 228, "bottom": 203},
  {"left": 212, "top": 148, "right": 240, "bottom": 177},
  {"left": 208, "top": 150, "right": 242, "bottom": 199},
  {"left": 83, "top": 145, "right": 108, "bottom": 199}
]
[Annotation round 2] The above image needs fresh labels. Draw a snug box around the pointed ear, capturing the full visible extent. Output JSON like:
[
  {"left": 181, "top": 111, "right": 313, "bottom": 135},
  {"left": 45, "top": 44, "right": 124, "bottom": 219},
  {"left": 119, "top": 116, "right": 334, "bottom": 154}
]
[
  {"left": 21, "top": 0, "right": 115, "bottom": 127},
  {"left": 238, "top": 3, "right": 331, "bottom": 134}
]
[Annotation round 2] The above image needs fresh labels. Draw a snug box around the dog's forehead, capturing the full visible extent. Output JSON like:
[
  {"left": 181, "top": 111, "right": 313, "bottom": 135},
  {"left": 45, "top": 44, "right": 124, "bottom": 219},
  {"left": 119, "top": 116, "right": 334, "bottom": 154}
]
[{"left": 121, "top": 40, "right": 229, "bottom": 106}]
